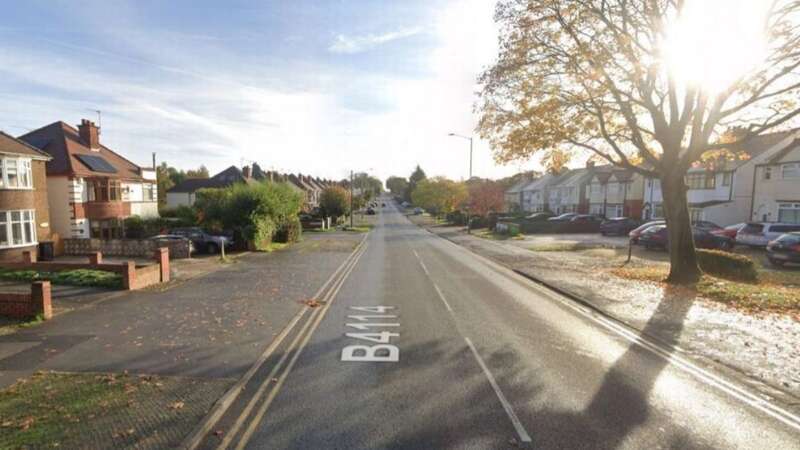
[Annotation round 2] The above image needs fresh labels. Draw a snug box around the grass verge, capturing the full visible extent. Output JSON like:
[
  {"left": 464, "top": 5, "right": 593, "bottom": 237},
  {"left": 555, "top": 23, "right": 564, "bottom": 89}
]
[
  {"left": 475, "top": 230, "right": 524, "bottom": 241},
  {"left": 611, "top": 266, "right": 800, "bottom": 315},
  {"left": 0, "top": 268, "right": 122, "bottom": 289},
  {"left": 0, "top": 371, "right": 232, "bottom": 450}
]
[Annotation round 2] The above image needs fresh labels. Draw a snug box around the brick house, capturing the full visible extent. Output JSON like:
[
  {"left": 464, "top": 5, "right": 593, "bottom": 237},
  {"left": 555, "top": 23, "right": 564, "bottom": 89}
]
[
  {"left": 0, "top": 132, "right": 52, "bottom": 261},
  {"left": 586, "top": 167, "right": 644, "bottom": 219},
  {"left": 19, "top": 120, "right": 158, "bottom": 240}
]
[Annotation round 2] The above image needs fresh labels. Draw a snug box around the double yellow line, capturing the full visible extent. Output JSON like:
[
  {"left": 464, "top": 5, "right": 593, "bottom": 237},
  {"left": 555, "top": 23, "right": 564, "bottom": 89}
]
[{"left": 209, "top": 238, "right": 368, "bottom": 450}]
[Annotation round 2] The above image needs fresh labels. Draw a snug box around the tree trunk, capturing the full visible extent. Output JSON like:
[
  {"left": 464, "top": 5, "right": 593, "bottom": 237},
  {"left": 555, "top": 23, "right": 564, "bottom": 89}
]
[{"left": 661, "top": 174, "right": 701, "bottom": 284}]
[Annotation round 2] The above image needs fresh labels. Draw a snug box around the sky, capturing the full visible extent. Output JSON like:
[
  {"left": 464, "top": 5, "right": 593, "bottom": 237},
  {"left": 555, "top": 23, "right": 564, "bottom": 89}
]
[{"left": 0, "top": 0, "right": 534, "bottom": 183}]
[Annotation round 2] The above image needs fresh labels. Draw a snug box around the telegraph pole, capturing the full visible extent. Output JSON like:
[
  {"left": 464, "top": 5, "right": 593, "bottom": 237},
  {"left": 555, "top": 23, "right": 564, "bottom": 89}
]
[{"left": 350, "top": 170, "right": 354, "bottom": 228}]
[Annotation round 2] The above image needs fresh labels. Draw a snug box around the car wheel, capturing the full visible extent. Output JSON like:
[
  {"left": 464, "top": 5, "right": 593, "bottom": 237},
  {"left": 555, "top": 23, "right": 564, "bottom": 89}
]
[
  {"left": 206, "top": 243, "right": 220, "bottom": 254},
  {"left": 719, "top": 241, "right": 734, "bottom": 251},
  {"left": 768, "top": 258, "right": 785, "bottom": 267}
]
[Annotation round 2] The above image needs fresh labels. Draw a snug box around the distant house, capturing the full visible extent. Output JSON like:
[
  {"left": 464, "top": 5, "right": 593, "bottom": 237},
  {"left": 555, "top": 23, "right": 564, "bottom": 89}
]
[
  {"left": 520, "top": 173, "right": 561, "bottom": 213},
  {"left": 166, "top": 165, "right": 254, "bottom": 209},
  {"left": 547, "top": 168, "right": 594, "bottom": 215},
  {"left": 586, "top": 167, "right": 644, "bottom": 218},
  {"left": 19, "top": 120, "right": 157, "bottom": 240},
  {"left": 642, "top": 130, "right": 798, "bottom": 225},
  {"left": 0, "top": 132, "right": 52, "bottom": 261},
  {"left": 750, "top": 133, "right": 800, "bottom": 223},
  {"left": 504, "top": 178, "right": 530, "bottom": 212}
]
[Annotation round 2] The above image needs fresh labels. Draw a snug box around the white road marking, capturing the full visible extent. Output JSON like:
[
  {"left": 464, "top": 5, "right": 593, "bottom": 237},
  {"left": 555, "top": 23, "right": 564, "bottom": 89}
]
[
  {"left": 432, "top": 283, "right": 453, "bottom": 312},
  {"left": 434, "top": 233, "right": 800, "bottom": 433},
  {"left": 464, "top": 337, "right": 532, "bottom": 443}
]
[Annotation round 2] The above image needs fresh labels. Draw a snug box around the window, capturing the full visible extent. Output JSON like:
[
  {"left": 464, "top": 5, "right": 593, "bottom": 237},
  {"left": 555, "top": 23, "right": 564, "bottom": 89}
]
[
  {"left": 778, "top": 203, "right": 800, "bottom": 224},
  {"left": 88, "top": 179, "right": 122, "bottom": 202},
  {"left": 782, "top": 163, "right": 800, "bottom": 179},
  {"left": 0, "top": 157, "right": 33, "bottom": 189},
  {"left": 653, "top": 204, "right": 664, "bottom": 219},
  {"left": 686, "top": 173, "right": 715, "bottom": 189},
  {"left": 143, "top": 183, "right": 156, "bottom": 201},
  {"left": 722, "top": 172, "right": 732, "bottom": 186},
  {"left": 0, "top": 209, "right": 36, "bottom": 248},
  {"left": 763, "top": 166, "right": 772, "bottom": 180},
  {"left": 90, "top": 219, "right": 123, "bottom": 239},
  {"left": 690, "top": 208, "right": 704, "bottom": 221}
]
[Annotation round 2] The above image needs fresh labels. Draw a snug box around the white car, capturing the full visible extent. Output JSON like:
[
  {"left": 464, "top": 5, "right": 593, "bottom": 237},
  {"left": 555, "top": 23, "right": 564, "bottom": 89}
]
[{"left": 735, "top": 222, "right": 800, "bottom": 247}]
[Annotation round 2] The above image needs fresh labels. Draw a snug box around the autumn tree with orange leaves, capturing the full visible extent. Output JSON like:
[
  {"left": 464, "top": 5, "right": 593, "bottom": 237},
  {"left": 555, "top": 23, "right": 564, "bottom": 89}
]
[{"left": 477, "top": 0, "right": 800, "bottom": 283}]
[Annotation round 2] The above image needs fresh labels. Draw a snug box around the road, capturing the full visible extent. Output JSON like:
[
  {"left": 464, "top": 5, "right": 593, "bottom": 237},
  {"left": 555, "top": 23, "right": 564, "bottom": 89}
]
[{"left": 202, "top": 199, "right": 800, "bottom": 449}]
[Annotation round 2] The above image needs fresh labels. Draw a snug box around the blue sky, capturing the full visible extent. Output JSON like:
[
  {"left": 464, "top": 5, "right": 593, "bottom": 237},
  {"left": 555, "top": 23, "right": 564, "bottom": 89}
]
[{"left": 0, "top": 0, "right": 528, "bottom": 181}]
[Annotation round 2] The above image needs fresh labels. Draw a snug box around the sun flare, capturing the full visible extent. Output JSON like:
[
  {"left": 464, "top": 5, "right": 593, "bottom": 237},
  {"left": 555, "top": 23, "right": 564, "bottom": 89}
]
[{"left": 662, "top": 0, "right": 770, "bottom": 94}]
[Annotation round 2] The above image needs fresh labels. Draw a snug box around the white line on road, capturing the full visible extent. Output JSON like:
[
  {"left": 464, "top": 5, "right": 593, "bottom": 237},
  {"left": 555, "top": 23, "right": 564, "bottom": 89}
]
[
  {"left": 464, "top": 337, "right": 532, "bottom": 443},
  {"left": 432, "top": 283, "right": 453, "bottom": 312},
  {"left": 434, "top": 234, "right": 800, "bottom": 433}
]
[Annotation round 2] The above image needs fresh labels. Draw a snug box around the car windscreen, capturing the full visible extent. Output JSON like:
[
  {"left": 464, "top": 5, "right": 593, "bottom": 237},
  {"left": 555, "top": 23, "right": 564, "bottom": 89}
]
[{"left": 740, "top": 224, "right": 764, "bottom": 234}]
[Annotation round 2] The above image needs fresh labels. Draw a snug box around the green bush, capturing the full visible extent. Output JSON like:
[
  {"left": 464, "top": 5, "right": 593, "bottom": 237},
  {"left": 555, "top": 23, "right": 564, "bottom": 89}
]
[
  {"left": 274, "top": 216, "right": 302, "bottom": 243},
  {"left": 248, "top": 216, "right": 276, "bottom": 251},
  {"left": 696, "top": 249, "right": 758, "bottom": 282},
  {"left": 123, "top": 215, "right": 196, "bottom": 239}
]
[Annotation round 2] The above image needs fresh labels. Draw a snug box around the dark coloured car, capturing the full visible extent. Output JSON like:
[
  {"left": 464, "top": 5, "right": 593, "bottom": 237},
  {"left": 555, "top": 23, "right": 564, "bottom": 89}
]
[
  {"left": 640, "top": 225, "right": 734, "bottom": 251},
  {"left": 523, "top": 212, "right": 554, "bottom": 222},
  {"left": 170, "top": 227, "right": 233, "bottom": 254},
  {"left": 366, "top": 207, "right": 376, "bottom": 215},
  {"left": 692, "top": 220, "right": 723, "bottom": 231},
  {"left": 766, "top": 232, "right": 800, "bottom": 267},
  {"left": 548, "top": 212, "right": 579, "bottom": 222},
  {"left": 629, "top": 220, "right": 666, "bottom": 243},
  {"left": 570, "top": 214, "right": 603, "bottom": 224},
  {"left": 600, "top": 217, "right": 640, "bottom": 236}
]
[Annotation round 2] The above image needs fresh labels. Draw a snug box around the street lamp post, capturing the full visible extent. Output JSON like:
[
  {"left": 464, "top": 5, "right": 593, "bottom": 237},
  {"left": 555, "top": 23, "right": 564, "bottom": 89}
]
[{"left": 449, "top": 132, "right": 474, "bottom": 234}]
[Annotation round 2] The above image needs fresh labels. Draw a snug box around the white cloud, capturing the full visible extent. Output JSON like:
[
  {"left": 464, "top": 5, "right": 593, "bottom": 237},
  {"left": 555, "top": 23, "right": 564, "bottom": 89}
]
[{"left": 328, "top": 27, "right": 423, "bottom": 54}]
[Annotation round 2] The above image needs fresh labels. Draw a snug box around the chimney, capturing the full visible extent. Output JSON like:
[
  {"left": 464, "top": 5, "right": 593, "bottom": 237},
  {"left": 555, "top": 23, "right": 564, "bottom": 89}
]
[
  {"left": 242, "top": 165, "right": 252, "bottom": 179},
  {"left": 586, "top": 160, "right": 596, "bottom": 169},
  {"left": 78, "top": 119, "right": 100, "bottom": 150}
]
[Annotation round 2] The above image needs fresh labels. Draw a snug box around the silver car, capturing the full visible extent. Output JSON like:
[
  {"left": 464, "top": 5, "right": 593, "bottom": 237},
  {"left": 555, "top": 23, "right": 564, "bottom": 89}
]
[{"left": 735, "top": 222, "right": 800, "bottom": 247}]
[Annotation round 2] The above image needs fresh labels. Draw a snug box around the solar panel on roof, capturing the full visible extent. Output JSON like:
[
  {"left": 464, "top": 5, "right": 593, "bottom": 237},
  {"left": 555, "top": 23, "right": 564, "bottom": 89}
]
[{"left": 76, "top": 154, "right": 117, "bottom": 173}]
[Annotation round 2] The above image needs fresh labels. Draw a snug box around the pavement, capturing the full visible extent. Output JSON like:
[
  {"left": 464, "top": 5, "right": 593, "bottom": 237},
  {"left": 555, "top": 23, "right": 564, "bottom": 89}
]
[
  {"left": 194, "top": 200, "right": 800, "bottom": 449},
  {"left": 0, "top": 233, "right": 362, "bottom": 389}
]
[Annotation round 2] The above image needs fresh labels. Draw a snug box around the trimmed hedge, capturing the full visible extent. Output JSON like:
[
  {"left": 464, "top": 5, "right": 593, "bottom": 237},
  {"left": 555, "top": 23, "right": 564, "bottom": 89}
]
[
  {"left": 249, "top": 216, "right": 276, "bottom": 251},
  {"left": 697, "top": 249, "right": 758, "bottom": 282},
  {"left": 274, "top": 217, "right": 303, "bottom": 244}
]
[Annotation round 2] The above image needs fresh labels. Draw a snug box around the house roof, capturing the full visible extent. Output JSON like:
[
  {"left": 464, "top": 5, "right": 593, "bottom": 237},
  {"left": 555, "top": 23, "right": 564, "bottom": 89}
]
[
  {"left": 506, "top": 177, "right": 531, "bottom": 194},
  {"left": 766, "top": 136, "right": 800, "bottom": 164},
  {"left": 167, "top": 165, "right": 253, "bottom": 193},
  {"left": 18, "top": 121, "right": 146, "bottom": 181},
  {"left": 0, "top": 131, "right": 52, "bottom": 160},
  {"left": 706, "top": 130, "right": 798, "bottom": 171},
  {"left": 551, "top": 168, "right": 592, "bottom": 187},
  {"left": 521, "top": 173, "right": 561, "bottom": 192}
]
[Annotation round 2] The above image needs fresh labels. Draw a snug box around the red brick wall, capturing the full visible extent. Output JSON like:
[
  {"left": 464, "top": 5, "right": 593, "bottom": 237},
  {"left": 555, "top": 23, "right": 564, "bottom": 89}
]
[{"left": 0, "top": 281, "right": 51, "bottom": 319}]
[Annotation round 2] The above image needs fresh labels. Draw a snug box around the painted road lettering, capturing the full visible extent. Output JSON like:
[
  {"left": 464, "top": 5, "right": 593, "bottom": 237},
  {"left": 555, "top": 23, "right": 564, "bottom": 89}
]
[{"left": 341, "top": 306, "right": 399, "bottom": 362}]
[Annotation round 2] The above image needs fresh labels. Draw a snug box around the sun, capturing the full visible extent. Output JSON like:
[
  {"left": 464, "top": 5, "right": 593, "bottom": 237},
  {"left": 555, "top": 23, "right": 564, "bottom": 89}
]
[{"left": 662, "top": 0, "right": 770, "bottom": 95}]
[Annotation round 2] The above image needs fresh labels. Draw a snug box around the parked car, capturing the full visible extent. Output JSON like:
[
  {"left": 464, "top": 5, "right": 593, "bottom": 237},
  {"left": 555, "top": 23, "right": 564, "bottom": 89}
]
[
  {"left": 639, "top": 225, "right": 734, "bottom": 251},
  {"left": 523, "top": 212, "right": 554, "bottom": 222},
  {"left": 148, "top": 234, "right": 195, "bottom": 253},
  {"left": 766, "top": 232, "right": 800, "bottom": 267},
  {"left": 170, "top": 227, "right": 233, "bottom": 254},
  {"left": 600, "top": 217, "right": 640, "bottom": 236},
  {"left": 629, "top": 220, "right": 666, "bottom": 243},
  {"left": 547, "top": 213, "right": 579, "bottom": 222},
  {"left": 692, "top": 220, "right": 722, "bottom": 231},
  {"left": 736, "top": 222, "right": 800, "bottom": 247},
  {"left": 712, "top": 222, "right": 747, "bottom": 240},
  {"left": 570, "top": 214, "right": 602, "bottom": 224},
  {"left": 366, "top": 207, "right": 376, "bottom": 215},
  {"left": 413, "top": 207, "right": 424, "bottom": 215}
]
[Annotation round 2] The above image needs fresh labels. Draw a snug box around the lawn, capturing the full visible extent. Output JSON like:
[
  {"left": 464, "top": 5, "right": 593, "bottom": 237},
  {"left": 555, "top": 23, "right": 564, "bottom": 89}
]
[
  {"left": 611, "top": 266, "right": 800, "bottom": 315},
  {"left": 0, "top": 371, "right": 231, "bottom": 450},
  {"left": 0, "top": 268, "right": 123, "bottom": 289}
]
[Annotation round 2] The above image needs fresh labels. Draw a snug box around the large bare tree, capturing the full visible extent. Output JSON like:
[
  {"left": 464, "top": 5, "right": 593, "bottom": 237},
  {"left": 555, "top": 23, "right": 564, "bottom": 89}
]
[{"left": 477, "top": 0, "right": 800, "bottom": 283}]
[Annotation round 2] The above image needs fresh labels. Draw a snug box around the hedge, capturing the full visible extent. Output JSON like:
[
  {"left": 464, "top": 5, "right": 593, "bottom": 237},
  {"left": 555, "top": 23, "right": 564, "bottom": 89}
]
[
  {"left": 274, "top": 217, "right": 303, "bottom": 244},
  {"left": 696, "top": 249, "right": 758, "bottom": 282},
  {"left": 249, "top": 216, "right": 276, "bottom": 251}
]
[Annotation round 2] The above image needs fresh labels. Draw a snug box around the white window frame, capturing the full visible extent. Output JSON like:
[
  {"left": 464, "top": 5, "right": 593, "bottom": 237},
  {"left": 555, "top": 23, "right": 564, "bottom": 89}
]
[
  {"left": 722, "top": 172, "right": 732, "bottom": 186},
  {"left": 763, "top": 166, "right": 772, "bottom": 181},
  {"left": 781, "top": 163, "right": 800, "bottom": 179},
  {"left": 778, "top": 203, "right": 800, "bottom": 224},
  {"left": 0, "top": 209, "right": 37, "bottom": 249},
  {"left": 0, "top": 156, "right": 33, "bottom": 190}
]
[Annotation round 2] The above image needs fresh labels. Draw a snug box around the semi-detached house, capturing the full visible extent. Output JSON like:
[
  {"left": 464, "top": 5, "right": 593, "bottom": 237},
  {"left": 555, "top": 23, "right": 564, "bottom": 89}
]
[
  {"left": 0, "top": 132, "right": 52, "bottom": 261},
  {"left": 20, "top": 120, "right": 158, "bottom": 240}
]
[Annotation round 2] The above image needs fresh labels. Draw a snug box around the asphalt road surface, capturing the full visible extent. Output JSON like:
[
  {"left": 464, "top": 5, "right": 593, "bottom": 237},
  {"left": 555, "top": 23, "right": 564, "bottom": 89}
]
[{"left": 220, "top": 199, "right": 800, "bottom": 449}]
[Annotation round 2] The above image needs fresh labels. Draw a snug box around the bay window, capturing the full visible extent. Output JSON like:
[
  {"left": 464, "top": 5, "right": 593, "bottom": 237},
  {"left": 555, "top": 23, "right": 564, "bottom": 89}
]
[
  {"left": 0, "top": 157, "right": 33, "bottom": 189},
  {"left": 87, "top": 178, "right": 122, "bottom": 202},
  {"left": 0, "top": 210, "right": 37, "bottom": 249},
  {"left": 778, "top": 203, "right": 800, "bottom": 224},
  {"left": 782, "top": 163, "right": 800, "bottom": 179}
]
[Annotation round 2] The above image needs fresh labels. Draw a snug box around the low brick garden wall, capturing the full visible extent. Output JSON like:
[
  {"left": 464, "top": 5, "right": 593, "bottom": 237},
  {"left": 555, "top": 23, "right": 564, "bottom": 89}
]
[
  {"left": 64, "top": 238, "right": 191, "bottom": 259},
  {"left": 0, "top": 281, "right": 52, "bottom": 319}
]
